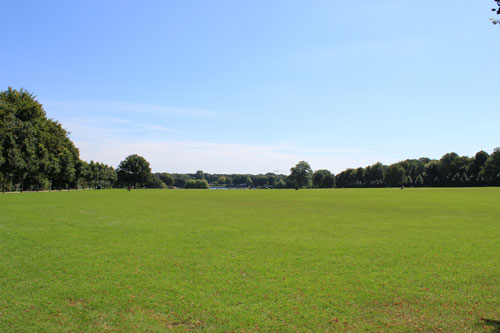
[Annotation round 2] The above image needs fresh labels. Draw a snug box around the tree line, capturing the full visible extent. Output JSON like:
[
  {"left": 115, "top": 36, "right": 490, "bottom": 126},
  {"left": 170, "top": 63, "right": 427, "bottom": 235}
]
[
  {"left": 334, "top": 150, "right": 500, "bottom": 188},
  {"left": 151, "top": 148, "right": 500, "bottom": 190},
  {"left": 1, "top": 88, "right": 499, "bottom": 191}
]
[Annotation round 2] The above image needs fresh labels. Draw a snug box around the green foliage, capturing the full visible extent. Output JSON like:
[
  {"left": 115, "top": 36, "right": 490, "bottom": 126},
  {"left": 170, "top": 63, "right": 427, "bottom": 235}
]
[
  {"left": 195, "top": 170, "right": 205, "bottom": 180},
  {"left": 384, "top": 164, "right": 406, "bottom": 187},
  {"left": 312, "top": 169, "right": 335, "bottom": 188},
  {"left": 251, "top": 175, "right": 267, "bottom": 188},
  {"left": 147, "top": 173, "right": 167, "bottom": 189},
  {"left": 275, "top": 178, "right": 286, "bottom": 189},
  {"left": 414, "top": 174, "right": 424, "bottom": 187},
  {"left": 116, "top": 154, "right": 152, "bottom": 188},
  {"left": 83, "top": 160, "right": 116, "bottom": 189},
  {"left": 481, "top": 147, "right": 500, "bottom": 186},
  {"left": 217, "top": 176, "right": 226, "bottom": 185},
  {"left": 0, "top": 87, "right": 84, "bottom": 191},
  {"left": 289, "top": 161, "right": 313, "bottom": 189},
  {"left": 184, "top": 179, "right": 209, "bottom": 189},
  {"left": 363, "top": 162, "right": 386, "bottom": 187},
  {"left": 156, "top": 173, "right": 175, "bottom": 187}
]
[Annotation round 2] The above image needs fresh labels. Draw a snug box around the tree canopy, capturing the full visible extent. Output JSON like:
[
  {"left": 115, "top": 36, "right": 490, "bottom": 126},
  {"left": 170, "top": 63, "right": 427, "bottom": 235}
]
[
  {"left": 116, "top": 154, "right": 152, "bottom": 188},
  {"left": 288, "top": 161, "right": 313, "bottom": 189}
]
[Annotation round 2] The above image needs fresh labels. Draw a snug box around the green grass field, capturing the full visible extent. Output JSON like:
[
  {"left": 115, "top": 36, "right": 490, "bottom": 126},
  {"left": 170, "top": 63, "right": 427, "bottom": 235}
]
[{"left": 1, "top": 188, "right": 500, "bottom": 331}]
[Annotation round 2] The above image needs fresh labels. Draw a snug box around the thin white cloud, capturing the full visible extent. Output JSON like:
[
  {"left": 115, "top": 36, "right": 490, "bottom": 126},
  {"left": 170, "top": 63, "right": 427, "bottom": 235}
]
[
  {"left": 60, "top": 117, "right": 183, "bottom": 138},
  {"left": 42, "top": 100, "right": 370, "bottom": 174},
  {"left": 43, "top": 100, "right": 225, "bottom": 118},
  {"left": 138, "top": 125, "right": 183, "bottom": 134}
]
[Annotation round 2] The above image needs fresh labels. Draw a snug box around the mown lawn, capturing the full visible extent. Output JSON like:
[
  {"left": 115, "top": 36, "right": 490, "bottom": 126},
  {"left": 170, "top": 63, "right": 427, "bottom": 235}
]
[{"left": 1, "top": 188, "right": 499, "bottom": 331}]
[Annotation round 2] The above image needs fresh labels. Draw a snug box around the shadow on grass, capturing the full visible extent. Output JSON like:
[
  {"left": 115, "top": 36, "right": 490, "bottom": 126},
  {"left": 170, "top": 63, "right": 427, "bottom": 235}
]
[{"left": 481, "top": 318, "right": 500, "bottom": 332}]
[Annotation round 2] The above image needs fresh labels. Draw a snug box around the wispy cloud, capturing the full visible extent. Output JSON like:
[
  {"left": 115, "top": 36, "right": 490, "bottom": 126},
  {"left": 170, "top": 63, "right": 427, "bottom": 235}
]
[
  {"left": 74, "top": 133, "right": 369, "bottom": 174},
  {"left": 41, "top": 99, "right": 372, "bottom": 174},
  {"left": 138, "top": 125, "right": 183, "bottom": 134},
  {"left": 43, "top": 100, "right": 224, "bottom": 118}
]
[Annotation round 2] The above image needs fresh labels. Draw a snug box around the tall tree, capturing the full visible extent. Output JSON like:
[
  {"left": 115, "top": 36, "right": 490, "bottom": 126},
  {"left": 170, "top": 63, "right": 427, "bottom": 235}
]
[
  {"left": 116, "top": 154, "right": 152, "bottom": 188},
  {"left": 481, "top": 148, "right": 500, "bottom": 186},
  {"left": 313, "top": 169, "right": 335, "bottom": 188},
  {"left": 384, "top": 164, "right": 406, "bottom": 187},
  {"left": 469, "top": 150, "right": 489, "bottom": 186},
  {"left": 289, "top": 161, "right": 313, "bottom": 189}
]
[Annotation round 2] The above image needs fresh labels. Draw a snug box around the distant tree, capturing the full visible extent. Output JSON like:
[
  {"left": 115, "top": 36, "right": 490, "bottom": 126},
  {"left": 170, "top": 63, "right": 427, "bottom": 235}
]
[
  {"left": 195, "top": 170, "right": 205, "bottom": 180},
  {"left": 384, "top": 164, "right": 406, "bottom": 187},
  {"left": 116, "top": 154, "right": 152, "bottom": 188},
  {"left": 353, "top": 167, "right": 364, "bottom": 187},
  {"left": 185, "top": 179, "right": 209, "bottom": 189},
  {"left": 148, "top": 174, "right": 167, "bottom": 189},
  {"left": 217, "top": 176, "right": 226, "bottom": 185},
  {"left": 289, "top": 161, "right": 313, "bottom": 189},
  {"left": 231, "top": 174, "right": 246, "bottom": 186},
  {"left": 414, "top": 174, "right": 424, "bottom": 187},
  {"left": 252, "top": 175, "right": 268, "bottom": 187},
  {"left": 275, "top": 178, "right": 286, "bottom": 189},
  {"left": 265, "top": 173, "right": 277, "bottom": 187},
  {"left": 173, "top": 174, "right": 191, "bottom": 188},
  {"left": 469, "top": 150, "right": 489, "bottom": 186},
  {"left": 364, "top": 162, "right": 386, "bottom": 187},
  {"left": 157, "top": 173, "right": 175, "bottom": 187},
  {"left": 323, "top": 173, "right": 336, "bottom": 188},
  {"left": 481, "top": 148, "right": 500, "bottom": 186},
  {"left": 424, "top": 160, "right": 441, "bottom": 186},
  {"left": 313, "top": 169, "right": 335, "bottom": 188}
]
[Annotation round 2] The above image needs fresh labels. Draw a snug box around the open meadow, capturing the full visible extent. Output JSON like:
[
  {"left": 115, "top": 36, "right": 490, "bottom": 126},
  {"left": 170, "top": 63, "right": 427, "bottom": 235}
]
[{"left": 1, "top": 188, "right": 500, "bottom": 331}]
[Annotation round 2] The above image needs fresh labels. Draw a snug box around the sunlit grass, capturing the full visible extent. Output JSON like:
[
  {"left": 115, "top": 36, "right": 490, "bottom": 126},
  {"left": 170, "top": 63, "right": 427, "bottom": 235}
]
[{"left": 1, "top": 188, "right": 499, "bottom": 331}]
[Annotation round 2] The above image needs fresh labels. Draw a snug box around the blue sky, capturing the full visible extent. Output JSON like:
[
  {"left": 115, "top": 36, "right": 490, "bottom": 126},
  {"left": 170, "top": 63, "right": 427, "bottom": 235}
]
[{"left": 1, "top": 0, "right": 499, "bottom": 173}]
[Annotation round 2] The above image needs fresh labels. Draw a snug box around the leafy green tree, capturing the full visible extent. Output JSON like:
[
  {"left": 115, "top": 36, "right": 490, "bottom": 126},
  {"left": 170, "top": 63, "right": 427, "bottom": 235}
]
[
  {"left": 116, "top": 154, "right": 152, "bottom": 188},
  {"left": 481, "top": 148, "right": 500, "bottom": 186},
  {"left": 364, "top": 162, "right": 386, "bottom": 187},
  {"left": 414, "top": 174, "right": 424, "bottom": 187},
  {"left": 275, "top": 178, "right": 286, "bottom": 189},
  {"left": 265, "top": 173, "right": 276, "bottom": 187},
  {"left": 384, "top": 164, "right": 406, "bottom": 187},
  {"left": 185, "top": 179, "right": 209, "bottom": 189},
  {"left": 245, "top": 176, "right": 253, "bottom": 187},
  {"left": 289, "top": 161, "right": 313, "bottom": 189},
  {"left": 252, "top": 175, "right": 267, "bottom": 188},
  {"left": 313, "top": 169, "right": 335, "bottom": 188},
  {"left": 195, "top": 170, "right": 205, "bottom": 180},
  {"left": 217, "top": 176, "right": 226, "bottom": 185},
  {"left": 173, "top": 174, "right": 191, "bottom": 188},
  {"left": 147, "top": 174, "right": 167, "bottom": 189},
  {"left": 157, "top": 173, "right": 175, "bottom": 187},
  {"left": 424, "top": 160, "right": 441, "bottom": 186},
  {"left": 469, "top": 150, "right": 489, "bottom": 186}
]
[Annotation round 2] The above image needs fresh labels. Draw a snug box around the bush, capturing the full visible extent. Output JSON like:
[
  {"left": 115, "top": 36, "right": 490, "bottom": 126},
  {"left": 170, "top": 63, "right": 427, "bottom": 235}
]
[{"left": 184, "top": 179, "right": 209, "bottom": 189}]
